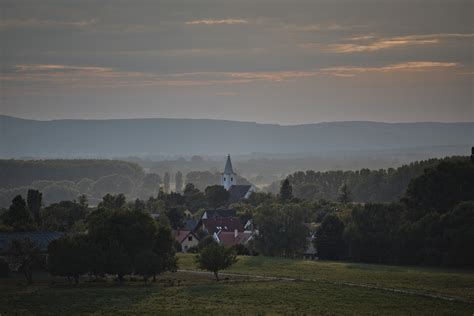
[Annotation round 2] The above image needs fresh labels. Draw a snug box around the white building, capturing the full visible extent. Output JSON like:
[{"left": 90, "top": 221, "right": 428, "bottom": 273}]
[{"left": 221, "top": 154, "right": 255, "bottom": 203}]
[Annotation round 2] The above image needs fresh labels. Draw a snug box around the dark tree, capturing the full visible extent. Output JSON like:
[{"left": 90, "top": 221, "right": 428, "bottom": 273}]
[
  {"left": 205, "top": 185, "right": 230, "bottom": 208},
  {"left": 315, "top": 214, "right": 347, "bottom": 260},
  {"left": 98, "top": 193, "right": 127, "bottom": 210},
  {"left": 442, "top": 201, "right": 474, "bottom": 267},
  {"left": 184, "top": 183, "right": 207, "bottom": 210},
  {"left": 279, "top": 179, "right": 293, "bottom": 203},
  {"left": 134, "top": 251, "right": 161, "bottom": 282},
  {"left": 344, "top": 203, "right": 403, "bottom": 263},
  {"left": 9, "top": 238, "right": 40, "bottom": 284},
  {"left": 403, "top": 160, "right": 474, "bottom": 219},
  {"left": 338, "top": 183, "right": 351, "bottom": 204},
  {"left": 86, "top": 204, "right": 176, "bottom": 280},
  {"left": 195, "top": 243, "right": 237, "bottom": 281},
  {"left": 175, "top": 171, "right": 183, "bottom": 193},
  {"left": 4, "top": 195, "right": 35, "bottom": 231},
  {"left": 150, "top": 221, "right": 178, "bottom": 281},
  {"left": 104, "top": 242, "right": 132, "bottom": 282},
  {"left": 27, "top": 189, "right": 42, "bottom": 225},
  {"left": 164, "top": 172, "right": 171, "bottom": 193},
  {"left": 48, "top": 235, "right": 90, "bottom": 284},
  {"left": 253, "top": 203, "right": 308, "bottom": 257},
  {"left": 163, "top": 207, "right": 185, "bottom": 229}
]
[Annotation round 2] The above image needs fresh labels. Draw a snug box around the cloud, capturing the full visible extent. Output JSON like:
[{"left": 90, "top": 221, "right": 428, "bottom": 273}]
[
  {"left": 283, "top": 23, "right": 347, "bottom": 32},
  {"left": 185, "top": 19, "right": 248, "bottom": 25},
  {"left": 0, "top": 18, "right": 97, "bottom": 29},
  {"left": 321, "top": 61, "right": 459, "bottom": 76},
  {"left": 1, "top": 61, "right": 464, "bottom": 89},
  {"left": 302, "top": 33, "right": 474, "bottom": 53}
]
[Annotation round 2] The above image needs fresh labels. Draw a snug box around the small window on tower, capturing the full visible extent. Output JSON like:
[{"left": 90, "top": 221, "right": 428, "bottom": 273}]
[
  {"left": 231, "top": 177, "right": 233, "bottom": 181},
  {"left": 224, "top": 177, "right": 226, "bottom": 181}
]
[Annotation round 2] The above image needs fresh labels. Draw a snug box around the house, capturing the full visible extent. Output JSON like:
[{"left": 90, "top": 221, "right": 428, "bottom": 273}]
[
  {"left": 174, "top": 230, "right": 199, "bottom": 253},
  {"left": 213, "top": 230, "right": 253, "bottom": 246},
  {"left": 221, "top": 154, "right": 255, "bottom": 203},
  {"left": 199, "top": 217, "right": 244, "bottom": 235}
]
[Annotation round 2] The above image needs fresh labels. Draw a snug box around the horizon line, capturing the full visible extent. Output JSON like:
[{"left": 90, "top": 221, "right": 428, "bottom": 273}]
[{"left": 1, "top": 114, "right": 473, "bottom": 127}]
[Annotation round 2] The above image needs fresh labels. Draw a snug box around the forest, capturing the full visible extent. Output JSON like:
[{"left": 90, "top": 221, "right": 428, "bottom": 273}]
[{"left": 270, "top": 156, "right": 467, "bottom": 202}]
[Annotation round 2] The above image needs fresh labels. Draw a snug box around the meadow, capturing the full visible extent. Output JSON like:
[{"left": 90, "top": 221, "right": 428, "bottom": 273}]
[{"left": 1, "top": 254, "right": 473, "bottom": 315}]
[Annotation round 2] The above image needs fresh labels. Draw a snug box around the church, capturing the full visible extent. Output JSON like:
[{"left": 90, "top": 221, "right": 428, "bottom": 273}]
[{"left": 221, "top": 154, "right": 255, "bottom": 204}]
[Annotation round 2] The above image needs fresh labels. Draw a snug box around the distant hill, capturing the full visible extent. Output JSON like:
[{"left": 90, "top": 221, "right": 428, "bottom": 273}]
[{"left": 0, "top": 115, "right": 472, "bottom": 157}]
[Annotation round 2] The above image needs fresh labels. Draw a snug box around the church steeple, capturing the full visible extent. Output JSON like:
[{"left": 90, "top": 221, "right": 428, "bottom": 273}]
[
  {"left": 224, "top": 154, "right": 234, "bottom": 174},
  {"left": 221, "top": 154, "right": 236, "bottom": 190}
]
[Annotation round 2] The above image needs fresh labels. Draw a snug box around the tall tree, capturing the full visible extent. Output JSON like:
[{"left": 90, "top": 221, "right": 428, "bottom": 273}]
[
  {"left": 98, "top": 193, "right": 126, "bottom": 210},
  {"left": 175, "top": 171, "right": 183, "bottom": 193},
  {"left": 338, "top": 183, "right": 351, "bottom": 204},
  {"left": 205, "top": 185, "right": 229, "bottom": 208},
  {"left": 4, "top": 195, "right": 35, "bottom": 231},
  {"left": 163, "top": 172, "right": 170, "bottom": 193},
  {"left": 27, "top": 189, "right": 42, "bottom": 225},
  {"left": 279, "top": 178, "right": 293, "bottom": 203}
]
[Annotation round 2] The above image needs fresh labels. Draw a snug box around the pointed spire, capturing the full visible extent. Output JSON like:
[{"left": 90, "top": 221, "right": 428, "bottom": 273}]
[{"left": 224, "top": 154, "right": 234, "bottom": 174}]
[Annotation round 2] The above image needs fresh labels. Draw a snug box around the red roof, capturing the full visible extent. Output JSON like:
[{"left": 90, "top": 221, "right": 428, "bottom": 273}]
[
  {"left": 216, "top": 231, "right": 252, "bottom": 246},
  {"left": 174, "top": 230, "right": 198, "bottom": 243},
  {"left": 202, "top": 217, "right": 244, "bottom": 235}
]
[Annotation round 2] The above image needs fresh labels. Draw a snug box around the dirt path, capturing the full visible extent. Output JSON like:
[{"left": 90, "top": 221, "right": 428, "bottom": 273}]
[{"left": 177, "top": 269, "right": 474, "bottom": 305}]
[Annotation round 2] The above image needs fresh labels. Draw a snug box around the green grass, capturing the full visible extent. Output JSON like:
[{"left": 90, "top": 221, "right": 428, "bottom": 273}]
[
  {"left": 178, "top": 254, "right": 474, "bottom": 301},
  {"left": 1, "top": 255, "right": 473, "bottom": 315}
]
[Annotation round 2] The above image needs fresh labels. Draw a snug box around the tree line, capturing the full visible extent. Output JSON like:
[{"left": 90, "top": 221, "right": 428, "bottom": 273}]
[
  {"left": 1, "top": 156, "right": 472, "bottom": 273},
  {"left": 274, "top": 156, "right": 465, "bottom": 203}
]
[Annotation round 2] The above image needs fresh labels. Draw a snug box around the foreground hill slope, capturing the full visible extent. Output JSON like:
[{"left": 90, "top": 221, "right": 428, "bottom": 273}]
[{"left": 1, "top": 115, "right": 472, "bottom": 157}]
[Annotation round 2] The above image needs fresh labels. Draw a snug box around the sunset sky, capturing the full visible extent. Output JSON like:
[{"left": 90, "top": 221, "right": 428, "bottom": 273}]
[{"left": 1, "top": 0, "right": 473, "bottom": 124}]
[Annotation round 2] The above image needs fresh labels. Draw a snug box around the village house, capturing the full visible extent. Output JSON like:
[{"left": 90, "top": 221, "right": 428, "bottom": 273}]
[{"left": 174, "top": 230, "right": 199, "bottom": 253}]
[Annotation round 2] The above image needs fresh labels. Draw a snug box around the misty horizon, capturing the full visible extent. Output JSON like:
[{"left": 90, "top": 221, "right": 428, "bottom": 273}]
[{"left": 2, "top": 114, "right": 473, "bottom": 126}]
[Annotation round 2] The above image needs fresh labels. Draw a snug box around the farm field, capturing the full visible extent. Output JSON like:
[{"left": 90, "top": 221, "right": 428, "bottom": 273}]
[{"left": 1, "top": 254, "right": 473, "bottom": 315}]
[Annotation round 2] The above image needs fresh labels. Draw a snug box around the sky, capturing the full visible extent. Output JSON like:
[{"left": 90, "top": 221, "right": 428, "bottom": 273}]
[{"left": 1, "top": 0, "right": 473, "bottom": 124}]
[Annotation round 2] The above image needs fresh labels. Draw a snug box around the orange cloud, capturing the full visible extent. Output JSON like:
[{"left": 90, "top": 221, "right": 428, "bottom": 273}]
[
  {"left": 321, "top": 62, "right": 459, "bottom": 76},
  {"left": 185, "top": 19, "right": 248, "bottom": 25},
  {"left": 0, "top": 19, "right": 96, "bottom": 29},
  {"left": 302, "top": 33, "right": 474, "bottom": 53},
  {"left": 1, "top": 62, "right": 465, "bottom": 89}
]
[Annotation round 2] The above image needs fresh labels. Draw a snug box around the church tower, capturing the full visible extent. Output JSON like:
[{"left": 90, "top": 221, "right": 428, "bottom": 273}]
[{"left": 221, "top": 154, "right": 236, "bottom": 190}]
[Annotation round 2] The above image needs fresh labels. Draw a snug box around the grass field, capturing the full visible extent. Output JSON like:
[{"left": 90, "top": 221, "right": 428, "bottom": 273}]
[{"left": 1, "top": 254, "right": 473, "bottom": 315}]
